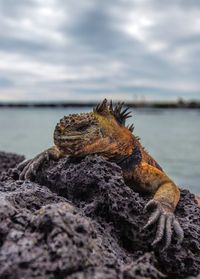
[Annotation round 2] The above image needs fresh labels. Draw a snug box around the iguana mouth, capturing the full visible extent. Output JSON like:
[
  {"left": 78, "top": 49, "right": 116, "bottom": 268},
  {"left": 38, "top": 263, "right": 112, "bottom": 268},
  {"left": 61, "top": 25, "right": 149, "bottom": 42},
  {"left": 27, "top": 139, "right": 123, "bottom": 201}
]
[{"left": 60, "top": 135, "right": 82, "bottom": 140}]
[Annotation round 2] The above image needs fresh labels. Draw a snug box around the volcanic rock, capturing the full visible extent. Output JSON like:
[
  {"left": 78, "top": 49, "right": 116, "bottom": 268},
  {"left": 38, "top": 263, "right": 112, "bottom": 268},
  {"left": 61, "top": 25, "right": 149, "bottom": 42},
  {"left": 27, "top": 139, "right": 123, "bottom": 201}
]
[
  {"left": 0, "top": 151, "right": 24, "bottom": 173},
  {"left": 0, "top": 152, "right": 199, "bottom": 279}
]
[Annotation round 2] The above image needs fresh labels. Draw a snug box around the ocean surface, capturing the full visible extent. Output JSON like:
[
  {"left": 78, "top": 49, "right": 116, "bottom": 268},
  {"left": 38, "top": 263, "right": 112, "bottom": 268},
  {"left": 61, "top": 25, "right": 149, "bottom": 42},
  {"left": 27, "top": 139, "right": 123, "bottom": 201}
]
[{"left": 0, "top": 107, "right": 199, "bottom": 194}]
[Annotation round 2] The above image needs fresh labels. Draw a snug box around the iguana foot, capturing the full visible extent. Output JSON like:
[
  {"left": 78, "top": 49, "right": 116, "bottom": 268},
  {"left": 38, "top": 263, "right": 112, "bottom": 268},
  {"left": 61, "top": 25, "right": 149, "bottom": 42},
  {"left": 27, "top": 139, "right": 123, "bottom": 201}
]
[
  {"left": 18, "top": 150, "right": 50, "bottom": 180},
  {"left": 17, "top": 146, "right": 62, "bottom": 181},
  {"left": 144, "top": 199, "right": 184, "bottom": 250}
]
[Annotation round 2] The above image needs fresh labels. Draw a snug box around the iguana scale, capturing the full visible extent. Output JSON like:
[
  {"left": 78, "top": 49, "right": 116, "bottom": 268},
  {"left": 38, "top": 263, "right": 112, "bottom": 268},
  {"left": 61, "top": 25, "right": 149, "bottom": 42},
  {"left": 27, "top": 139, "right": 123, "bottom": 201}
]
[{"left": 18, "top": 99, "right": 188, "bottom": 249}]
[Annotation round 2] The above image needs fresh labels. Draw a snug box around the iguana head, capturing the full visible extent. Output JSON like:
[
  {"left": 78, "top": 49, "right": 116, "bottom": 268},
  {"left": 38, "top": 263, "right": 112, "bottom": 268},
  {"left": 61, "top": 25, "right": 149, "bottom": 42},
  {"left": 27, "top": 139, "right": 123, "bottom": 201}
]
[{"left": 54, "top": 99, "right": 135, "bottom": 157}]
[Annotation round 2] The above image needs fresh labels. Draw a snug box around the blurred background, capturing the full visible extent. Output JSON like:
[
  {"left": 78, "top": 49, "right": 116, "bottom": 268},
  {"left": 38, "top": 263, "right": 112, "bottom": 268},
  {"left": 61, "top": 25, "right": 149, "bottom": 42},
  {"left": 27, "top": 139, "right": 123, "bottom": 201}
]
[{"left": 0, "top": 0, "right": 199, "bottom": 193}]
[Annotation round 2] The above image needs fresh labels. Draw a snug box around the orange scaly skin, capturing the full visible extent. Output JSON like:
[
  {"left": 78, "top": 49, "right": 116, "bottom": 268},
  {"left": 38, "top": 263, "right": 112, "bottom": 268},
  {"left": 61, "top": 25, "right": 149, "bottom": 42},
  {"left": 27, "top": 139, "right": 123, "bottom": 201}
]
[{"left": 18, "top": 99, "right": 195, "bottom": 249}]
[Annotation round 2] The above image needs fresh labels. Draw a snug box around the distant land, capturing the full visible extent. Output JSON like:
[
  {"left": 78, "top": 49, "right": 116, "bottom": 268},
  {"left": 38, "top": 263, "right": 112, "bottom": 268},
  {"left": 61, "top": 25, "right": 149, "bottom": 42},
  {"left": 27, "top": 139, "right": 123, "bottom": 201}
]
[{"left": 0, "top": 100, "right": 200, "bottom": 108}]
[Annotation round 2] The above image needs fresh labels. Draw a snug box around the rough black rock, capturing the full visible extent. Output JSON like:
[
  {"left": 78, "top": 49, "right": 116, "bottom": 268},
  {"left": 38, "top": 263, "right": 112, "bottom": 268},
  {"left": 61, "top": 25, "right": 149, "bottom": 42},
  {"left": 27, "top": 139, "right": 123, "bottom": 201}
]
[
  {"left": 0, "top": 151, "right": 24, "bottom": 174},
  {"left": 0, "top": 152, "right": 199, "bottom": 279}
]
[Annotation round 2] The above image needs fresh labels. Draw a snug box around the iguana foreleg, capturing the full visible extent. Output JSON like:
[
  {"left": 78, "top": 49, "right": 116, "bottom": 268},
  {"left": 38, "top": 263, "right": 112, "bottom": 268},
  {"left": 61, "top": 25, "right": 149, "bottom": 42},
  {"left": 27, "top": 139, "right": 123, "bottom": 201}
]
[
  {"left": 18, "top": 146, "right": 62, "bottom": 180},
  {"left": 132, "top": 161, "right": 183, "bottom": 249}
]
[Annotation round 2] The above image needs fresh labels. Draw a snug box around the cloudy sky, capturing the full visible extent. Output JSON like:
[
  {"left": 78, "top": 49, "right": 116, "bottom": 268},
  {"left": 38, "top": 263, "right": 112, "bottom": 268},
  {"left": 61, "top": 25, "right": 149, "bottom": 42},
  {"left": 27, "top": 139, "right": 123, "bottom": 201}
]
[{"left": 0, "top": 0, "right": 200, "bottom": 102}]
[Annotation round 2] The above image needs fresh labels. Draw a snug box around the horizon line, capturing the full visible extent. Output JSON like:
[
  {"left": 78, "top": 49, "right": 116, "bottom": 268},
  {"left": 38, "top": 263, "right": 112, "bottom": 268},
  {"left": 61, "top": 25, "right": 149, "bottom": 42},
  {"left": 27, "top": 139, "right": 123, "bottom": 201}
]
[{"left": 0, "top": 99, "right": 200, "bottom": 109}]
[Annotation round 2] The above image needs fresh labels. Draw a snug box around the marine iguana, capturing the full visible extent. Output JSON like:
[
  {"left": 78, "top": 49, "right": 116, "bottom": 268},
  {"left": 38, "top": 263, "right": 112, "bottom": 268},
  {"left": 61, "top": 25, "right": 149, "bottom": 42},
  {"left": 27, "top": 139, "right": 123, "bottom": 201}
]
[{"left": 18, "top": 99, "right": 185, "bottom": 249}]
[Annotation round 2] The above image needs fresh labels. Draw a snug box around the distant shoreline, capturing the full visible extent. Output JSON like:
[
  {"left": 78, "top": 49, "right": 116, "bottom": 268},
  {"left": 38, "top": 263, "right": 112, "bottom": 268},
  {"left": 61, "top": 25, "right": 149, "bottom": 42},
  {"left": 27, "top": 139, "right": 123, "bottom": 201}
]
[{"left": 0, "top": 101, "right": 200, "bottom": 109}]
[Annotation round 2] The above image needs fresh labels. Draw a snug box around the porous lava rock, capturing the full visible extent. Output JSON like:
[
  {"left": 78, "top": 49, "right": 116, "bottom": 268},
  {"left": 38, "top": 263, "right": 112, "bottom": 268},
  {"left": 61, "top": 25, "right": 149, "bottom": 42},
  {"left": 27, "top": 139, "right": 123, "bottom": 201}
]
[
  {"left": 0, "top": 152, "right": 199, "bottom": 279},
  {"left": 0, "top": 151, "right": 24, "bottom": 173}
]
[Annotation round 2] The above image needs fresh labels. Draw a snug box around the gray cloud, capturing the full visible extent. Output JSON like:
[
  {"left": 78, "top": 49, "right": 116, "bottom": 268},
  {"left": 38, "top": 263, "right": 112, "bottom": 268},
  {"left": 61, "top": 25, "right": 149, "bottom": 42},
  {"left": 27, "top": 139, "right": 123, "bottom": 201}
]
[{"left": 0, "top": 0, "right": 200, "bottom": 101}]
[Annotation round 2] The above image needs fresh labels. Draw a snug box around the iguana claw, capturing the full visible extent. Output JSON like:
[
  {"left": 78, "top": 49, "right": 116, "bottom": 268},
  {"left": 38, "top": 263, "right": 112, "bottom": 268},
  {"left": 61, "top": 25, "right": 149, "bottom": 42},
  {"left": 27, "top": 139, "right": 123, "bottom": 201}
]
[
  {"left": 144, "top": 199, "right": 184, "bottom": 250},
  {"left": 18, "top": 151, "right": 50, "bottom": 180},
  {"left": 17, "top": 159, "right": 31, "bottom": 171}
]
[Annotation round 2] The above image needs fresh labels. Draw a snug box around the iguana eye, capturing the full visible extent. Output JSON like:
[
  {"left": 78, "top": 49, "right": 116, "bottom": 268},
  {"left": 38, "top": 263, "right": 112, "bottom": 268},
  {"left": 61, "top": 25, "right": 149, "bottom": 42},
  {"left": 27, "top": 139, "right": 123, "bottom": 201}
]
[{"left": 76, "top": 123, "right": 89, "bottom": 132}]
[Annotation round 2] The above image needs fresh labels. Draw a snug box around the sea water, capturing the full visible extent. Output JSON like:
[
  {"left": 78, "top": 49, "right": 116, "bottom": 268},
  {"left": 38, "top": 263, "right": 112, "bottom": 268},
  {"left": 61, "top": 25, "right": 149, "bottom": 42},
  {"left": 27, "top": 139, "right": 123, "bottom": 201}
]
[{"left": 0, "top": 107, "right": 199, "bottom": 194}]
